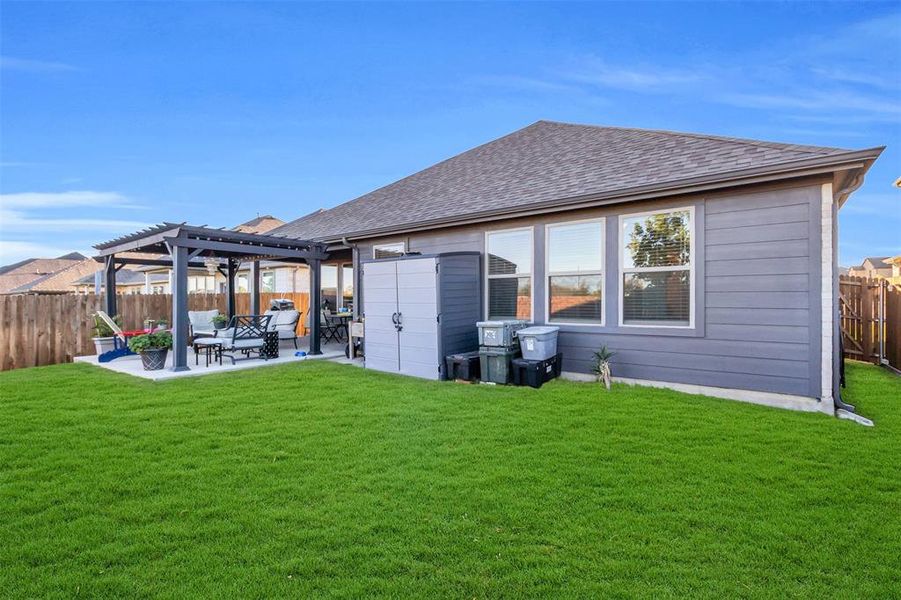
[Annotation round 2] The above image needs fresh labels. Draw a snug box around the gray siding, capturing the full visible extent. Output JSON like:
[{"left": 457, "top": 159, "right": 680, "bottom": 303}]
[
  {"left": 357, "top": 181, "right": 826, "bottom": 399},
  {"left": 436, "top": 253, "right": 483, "bottom": 362}
]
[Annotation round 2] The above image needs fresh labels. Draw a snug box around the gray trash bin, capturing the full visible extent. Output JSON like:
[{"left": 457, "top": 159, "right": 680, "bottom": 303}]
[{"left": 516, "top": 326, "right": 559, "bottom": 361}]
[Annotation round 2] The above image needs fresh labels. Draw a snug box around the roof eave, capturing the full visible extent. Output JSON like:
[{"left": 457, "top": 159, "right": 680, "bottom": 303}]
[{"left": 319, "top": 147, "right": 884, "bottom": 243}]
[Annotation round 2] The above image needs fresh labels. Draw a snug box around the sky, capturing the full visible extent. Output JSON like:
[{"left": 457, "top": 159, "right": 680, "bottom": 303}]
[{"left": 1, "top": 1, "right": 899, "bottom": 267}]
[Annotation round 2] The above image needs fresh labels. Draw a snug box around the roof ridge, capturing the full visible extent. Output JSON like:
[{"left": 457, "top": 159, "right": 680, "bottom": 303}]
[{"left": 535, "top": 120, "right": 847, "bottom": 156}]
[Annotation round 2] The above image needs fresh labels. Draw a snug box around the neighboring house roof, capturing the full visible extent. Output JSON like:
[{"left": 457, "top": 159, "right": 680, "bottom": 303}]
[
  {"left": 6, "top": 259, "right": 101, "bottom": 294},
  {"left": 233, "top": 215, "right": 285, "bottom": 234},
  {"left": 862, "top": 257, "right": 892, "bottom": 269},
  {"left": 273, "top": 120, "right": 881, "bottom": 242},
  {"left": 0, "top": 253, "right": 94, "bottom": 294}
]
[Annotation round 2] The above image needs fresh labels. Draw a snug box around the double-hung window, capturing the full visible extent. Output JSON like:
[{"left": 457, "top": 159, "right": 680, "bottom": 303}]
[
  {"left": 546, "top": 219, "right": 604, "bottom": 324},
  {"left": 486, "top": 228, "right": 532, "bottom": 320},
  {"left": 620, "top": 207, "right": 693, "bottom": 327}
]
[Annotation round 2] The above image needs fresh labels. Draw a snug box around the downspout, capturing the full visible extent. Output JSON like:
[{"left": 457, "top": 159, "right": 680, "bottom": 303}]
[
  {"left": 832, "top": 169, "right": 866, "bottom": 415},
  {"left": 342, "top": 237, "right": 361, "bottom": 319}
]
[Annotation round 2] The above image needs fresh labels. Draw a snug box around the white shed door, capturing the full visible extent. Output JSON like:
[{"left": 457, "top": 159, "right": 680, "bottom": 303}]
[
  {"left": 362, "top": 260, "right": 400, "bottom": 374},
  {"left": 396, "top": 257, "right": 440, "bottom": 380}
]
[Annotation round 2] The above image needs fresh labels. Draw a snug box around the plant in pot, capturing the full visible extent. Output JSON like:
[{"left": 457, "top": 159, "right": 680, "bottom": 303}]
[
  {"left": 92, "top": 314, "right": 122, "bottom": 355},
  {"left": 211, "top": 314, "right": 229, "bottom": 330},
  {"left": 128, "top": 331, "right": 173, "bottom": 371}
]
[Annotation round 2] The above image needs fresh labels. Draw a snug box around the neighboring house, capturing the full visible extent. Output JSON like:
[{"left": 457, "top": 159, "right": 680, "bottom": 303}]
[
  {"left": 0, "top": 253, "right": 101, "bottom": 294},
  {"left": 847, "top": 257, "right": 893, "bottom": 279},
  {"left": 887, "top": 256, "right": 901, "bottom": 286},
  {"left": 273, "top": 120, "right": 883, "bottom": 414},
  {"left": 72, "top": 269, "right": 170, "bottom": 294}
]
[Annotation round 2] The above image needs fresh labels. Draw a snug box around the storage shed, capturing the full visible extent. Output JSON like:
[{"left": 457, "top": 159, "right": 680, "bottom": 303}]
[{"left": 361, "top": 252, "right": 481, "bottom": 379}]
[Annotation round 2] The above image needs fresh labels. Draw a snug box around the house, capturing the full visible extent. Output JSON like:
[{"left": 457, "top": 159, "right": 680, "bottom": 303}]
[
  {"left": 274, "top": 120, "right": 883, "bottom": 414},
  {"left": 72, "top": 269, "right": 170, "bottom": 295},
  {"left": 847, "top": 257, "right": 893, "bottom": 279},
  {"left": 0, "top": 252, "right": 101, "bottom": 295}
]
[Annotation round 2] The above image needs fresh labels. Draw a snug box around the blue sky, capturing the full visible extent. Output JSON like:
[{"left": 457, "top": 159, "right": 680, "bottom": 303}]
[{"left": 1, "top": 2, "right": 898, "bottom": 266}]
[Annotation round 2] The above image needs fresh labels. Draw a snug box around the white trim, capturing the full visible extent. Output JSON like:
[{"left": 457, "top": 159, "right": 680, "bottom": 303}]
[
  {"left": 484, "top": 226, "right": 534, "bottom": 322},
  {"left": 820, "top": 182, "right": 835, "bottom": 413},
  {"left": 372, "top": 241, "right": 406, "bottom": 259},
  {"left": 618, "top": 206, "right": 695, "bottom": 329},
  {"left": 544, "top": 217, "right": 606, "bottom": 326},
  {"left": 560, "top": 371, "right": 821, "bottom": 413}
]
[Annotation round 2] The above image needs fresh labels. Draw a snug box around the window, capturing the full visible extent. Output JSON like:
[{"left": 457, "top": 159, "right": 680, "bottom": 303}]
[
  {"left": 373, "top": 242, "right": 405, "bottom": 259},
  {"left": 321, "top": 264, "right": 338, "bottom": 310},
  {"left": 261, "top": 271, "right": 276, "bottom": 293},
  {"left": 342, "top": 265, "right": 354, "bottom": 310},
  {"left": 620, "top": 208, "right": 693, "bottom": 327},
  {"left": 486, "top": 228, "right": 532, "bottom": 320},
  {"left": 547, "top": 219, "right": 604, "bottom": 324}
]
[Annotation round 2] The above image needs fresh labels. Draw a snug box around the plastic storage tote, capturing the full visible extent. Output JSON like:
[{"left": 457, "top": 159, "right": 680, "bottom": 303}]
[
  {"left": 479, "top": 346, "right": 519, "bottom": 384},
  {"left": 511, "top": 354, "right": 563, "bottom": 388},
  {"left": 477, "top": 320, "right": 529, "bottom": 347},
  {"left": 516, "top": 326, "right": 559, "bottom": 361}
]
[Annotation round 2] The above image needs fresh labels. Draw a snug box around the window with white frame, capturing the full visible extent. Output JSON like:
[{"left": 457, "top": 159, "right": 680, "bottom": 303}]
[
  {"left": 261, "top": 271, "right": 276, "bottom": 293},
  {"left": 621, "top": 208, "right": 692, "bottom": 327},
  {"left": 547, "top": 219, "right": 604, "bottom": 324},
  {"left": 486, "top": 228, "right": 532, "bottom": 320},
  {"left": 373, "top": 242, "right": 405, "bottom": 259}
]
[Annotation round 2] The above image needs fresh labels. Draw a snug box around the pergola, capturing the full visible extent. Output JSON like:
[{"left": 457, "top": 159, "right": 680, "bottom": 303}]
[{"left": 94, "top": 223, "right": 329, "bottom": 371}]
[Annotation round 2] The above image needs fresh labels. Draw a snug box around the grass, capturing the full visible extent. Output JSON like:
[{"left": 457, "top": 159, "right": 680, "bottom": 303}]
[{"left": 1, "top": 360, "right": 899, "bottom": 598}]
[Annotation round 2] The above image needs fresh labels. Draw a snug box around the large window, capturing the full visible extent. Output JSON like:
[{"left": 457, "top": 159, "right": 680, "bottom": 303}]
[
  {"left": 620, "top": 208, "right": 693, "bottom": 327},
  {"left": 373, "top": 242, "right": 405, "bottom": 259},
  {"left": 321, "top": 265, "right": 338, "bottom": 310},
  {"left": 486, "top": 228, "right": 532, "bottom": 320},
  {"left": 547, "top": 219, "right": 604, "bottom": 324},
  {"left": 342, "top": 265, "right": 354, "bottom": 310}
]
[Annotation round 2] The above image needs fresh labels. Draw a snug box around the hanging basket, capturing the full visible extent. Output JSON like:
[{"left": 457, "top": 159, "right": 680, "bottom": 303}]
[{"left": 140, "top": 348, "right": 169, "bottom": 371}]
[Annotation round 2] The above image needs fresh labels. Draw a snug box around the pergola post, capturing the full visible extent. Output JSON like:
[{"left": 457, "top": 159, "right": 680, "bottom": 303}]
[
  {"left": 250, "top": 260, "right": 261, "bottom": 315},
  {"left": 170, "top": 244, "right": 189, "bottom": 371},
  {"left": 226, "top": 259, "right": 237, "bottom": 320},
  {"left": 103, "top": 254, "right": 117, "bottom": 316},
  {"left": 309, "top": 258, "right": 322, "bottom": 355}
]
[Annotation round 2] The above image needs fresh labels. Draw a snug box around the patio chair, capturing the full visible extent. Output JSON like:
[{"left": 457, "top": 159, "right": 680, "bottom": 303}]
[
  {"left": 265, "top": 309, "right": 301, "bottom": 349},
  {"left": 199, "top": 314, "right": 273, "bottom": 365},
  {"left": 188, "top": 309, "right": 220, "bottom": 339},
  {"left": 306, "top": 308, "right": 343, "bottom": 344}
]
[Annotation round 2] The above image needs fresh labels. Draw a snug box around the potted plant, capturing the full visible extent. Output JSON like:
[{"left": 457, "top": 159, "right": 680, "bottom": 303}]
[
  {"left": 92, "top": 314, "right": 122, "bottom": 355},
  {"left": 591, "top": 345, "right": 616, "bottom": 390},
  {"left": 155, "top": 318, "right": 169, "bottom": 331},
  {"left": 128, "top": 331, "right": 173, "bottom": 371},
  {"left": 211, "top": 314, "right": 229, "bottom": 330}
]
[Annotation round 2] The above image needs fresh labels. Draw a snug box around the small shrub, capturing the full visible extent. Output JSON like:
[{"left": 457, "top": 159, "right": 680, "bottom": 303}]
[
  {"left": 591, "top": 345, "right": 616, "bottom": 390},
  {"left": 92, "top": 314, "right": 122, "bottom": 338},
  {"left": 211, "top": 314, "right": 229, "bottom": 326}
]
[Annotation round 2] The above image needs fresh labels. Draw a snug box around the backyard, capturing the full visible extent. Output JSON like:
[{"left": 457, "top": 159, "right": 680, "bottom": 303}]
[{"left": 1, "top": 360, "right": 899, "bottom": 598}]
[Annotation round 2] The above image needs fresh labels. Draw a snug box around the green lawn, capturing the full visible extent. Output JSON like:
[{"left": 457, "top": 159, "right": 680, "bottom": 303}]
[{"left": 1, "top": 361, "right": 899, "bottom": 598}]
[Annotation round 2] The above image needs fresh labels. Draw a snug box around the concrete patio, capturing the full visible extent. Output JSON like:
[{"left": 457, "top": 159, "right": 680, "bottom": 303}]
[{"left": 75, "top": 337, "right": 356, "bottom": 381}]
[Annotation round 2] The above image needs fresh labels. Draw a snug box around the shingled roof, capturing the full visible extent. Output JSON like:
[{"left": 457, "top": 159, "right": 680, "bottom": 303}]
[{"left": 274, "top": 120, "right": 880, "bottom": 242}]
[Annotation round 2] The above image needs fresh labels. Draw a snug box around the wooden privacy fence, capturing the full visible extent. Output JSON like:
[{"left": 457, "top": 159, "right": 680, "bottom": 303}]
[
  {"left": 839, "top": 276, "right": 901, "bottom": 371},
  {"left": 0, "top": 292, "right": 309, "bottom": 371}
]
